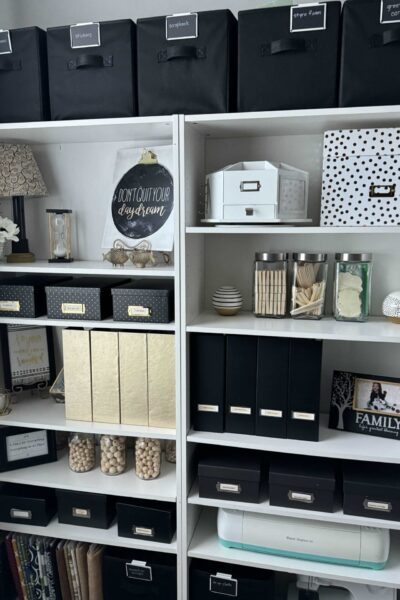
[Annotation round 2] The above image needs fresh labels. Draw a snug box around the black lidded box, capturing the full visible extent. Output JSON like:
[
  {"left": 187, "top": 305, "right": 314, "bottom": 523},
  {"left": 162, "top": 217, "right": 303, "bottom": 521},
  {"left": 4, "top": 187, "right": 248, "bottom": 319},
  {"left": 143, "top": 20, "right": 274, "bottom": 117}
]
[
  {"left": 45, "top": 276, "right": 130, "bottom": 320},
  {"left": 238, "top": 2, "right": 341, "bottom": 112},
  {"left": 0, "top": 275, "right": 72, "bottom": 318},
  {"left": 190, "top": 559, "right": 275, "bottom": 600},
  {"left": 343, "top": 461, "right": 400, "bottom": 521},
  {"left": 112, "top": 278, "right": 174, "bottom": 323},
  {"left": 0, "top": 483, "right": 56, "bottom": 526},
  {"left": 269, "top": 454, "right": 340, "bottom": 513},
  {"left": 191, "top": 333, "right": 226, "bottom": 433},
  {"left": 137, "top": 10, "right": 237, "bottom": 116},
  {"left": 256, "top": 337, "right": 290, "bottom": 439},
  {"left": 225, "top": 335, "right": 257, "bottom": 435},
  {"left": 0, "top": 27, "right": 49, "bottom": 123},
  {"left": 198, "top": 451, "right": 263, "bottom": 504},
  {"left": 287, "top": 338, "right": 322, "bottom": 442},
  {"left": 103, "top": 547, "right": 177, "bottom": 600},
  {"left": 0, "top": 427, "right": 57, "bottom": 473},
  {"left": 47, "top": 19, "right": 137, "bottom": 120},
  {"left": 56, "top": 489, "right": 115, "bottom": 529},
  {"left": 116, "top": 499, "right": 176, "bottom": 544},
  {"left": 340, "top": 0, "right": 400, "bottom": 107}
]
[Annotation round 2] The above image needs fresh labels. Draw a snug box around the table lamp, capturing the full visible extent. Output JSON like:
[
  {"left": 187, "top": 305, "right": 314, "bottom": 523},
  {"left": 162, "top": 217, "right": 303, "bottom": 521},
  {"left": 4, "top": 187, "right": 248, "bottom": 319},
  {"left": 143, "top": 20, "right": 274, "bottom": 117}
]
[{"left": 0, "top": 143, "right": 48, "bottom": 263}]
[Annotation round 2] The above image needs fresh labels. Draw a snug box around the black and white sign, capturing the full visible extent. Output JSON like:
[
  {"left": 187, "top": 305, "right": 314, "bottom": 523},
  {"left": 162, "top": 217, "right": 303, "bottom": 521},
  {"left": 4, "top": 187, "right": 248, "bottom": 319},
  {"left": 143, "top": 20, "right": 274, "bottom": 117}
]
[
  {"left": 0, "top": 30, "right": 12, "bottom": 55},
  {"left": 209, "top": 574, "right": 238, "bottom": 597},
  {"left": 166, "top": 13, "right": 198, "bottom": 40},
  {"left": 126, "top": 561, "right": 152, "bottom": 582},
  {"left": 70, "top": 22, "right": 101, "bottom": 49},
  {"left": 380, "top": 0, "right": 400, "bottom": 23},
  {"left": 290, "top": 3, "right": 327, "bottom": 32},
  {"left": 6, "top": 430, "right": 49, "bottom": 462}
]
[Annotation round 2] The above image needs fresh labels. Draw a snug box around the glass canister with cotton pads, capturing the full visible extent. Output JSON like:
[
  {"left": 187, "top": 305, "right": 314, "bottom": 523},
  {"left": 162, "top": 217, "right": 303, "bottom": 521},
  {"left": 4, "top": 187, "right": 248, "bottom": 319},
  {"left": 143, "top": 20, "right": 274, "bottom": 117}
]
[
  {"left": 333, "top": 253, "right": 372, "bottom": 322},
  {"left": 291, "top": 253, "right": 328, "bottom": 319}
]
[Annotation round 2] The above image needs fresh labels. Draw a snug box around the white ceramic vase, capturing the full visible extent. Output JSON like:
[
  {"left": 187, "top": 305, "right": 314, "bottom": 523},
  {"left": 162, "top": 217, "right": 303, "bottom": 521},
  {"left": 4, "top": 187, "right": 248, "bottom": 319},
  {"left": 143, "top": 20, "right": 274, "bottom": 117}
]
[{"left": 212, "top": 286, "right": 243, "bottom": 316}]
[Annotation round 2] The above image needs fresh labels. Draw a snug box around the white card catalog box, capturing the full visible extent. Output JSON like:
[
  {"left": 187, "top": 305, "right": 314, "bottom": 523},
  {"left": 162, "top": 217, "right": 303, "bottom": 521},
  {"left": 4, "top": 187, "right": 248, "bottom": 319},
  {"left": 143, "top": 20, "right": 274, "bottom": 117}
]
[{"left": 204, "top": 161, "right": 310, "bottom": 224}]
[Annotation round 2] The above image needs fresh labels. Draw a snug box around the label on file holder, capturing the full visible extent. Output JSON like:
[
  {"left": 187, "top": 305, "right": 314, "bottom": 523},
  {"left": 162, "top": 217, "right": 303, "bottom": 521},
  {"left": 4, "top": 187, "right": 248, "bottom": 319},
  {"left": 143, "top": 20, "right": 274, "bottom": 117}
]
[
  {"left": 0, "top": 30, "right": 12, "bottom": 54},
  {"left": 260, "top": 409, "right": 283, "bottom": 418},
  {"left": 70, "top": 22, "right": 101, "bottom": 49},
  {"left": 290, "top": 3, "right": 327, "bottom": 32},
  {"left": 292, "top": 411, "right": 315, "bottom": 421},
  {"left": 198, "top": 404, "right": 219, "bottom": 413},
  {"left": 166, "top": 13, "right": 198, "bottom": 40},
  {"left": 230, "top": 406, "right": 252, "bottom": 415},
  {"left": 381, "top": 0, "right": 400, "bottom": 23},
  {"left": 126, "top": 561, "right": 153, "bottom": 582},
  {"left": 210, "top": 573, "right": 238, "bottom": 597}
]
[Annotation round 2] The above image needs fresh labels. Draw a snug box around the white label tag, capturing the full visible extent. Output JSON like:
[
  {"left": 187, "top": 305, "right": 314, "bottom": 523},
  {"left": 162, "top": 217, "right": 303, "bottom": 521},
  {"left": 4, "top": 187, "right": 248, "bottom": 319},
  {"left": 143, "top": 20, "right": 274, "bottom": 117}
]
[
  {"left": 134, "top": 526, "right": 154, "bottom": 537},
  {"left": 290, "top": 3, "right": 327, "bottom": 32},
  {"left": 210, "top": 574, "right": 238, "bottom": 597},
  {"left": 0, "top": 300, "right": 20, "bottom": 312},
  {"left": 126, "top": 561, "right": 153, "bottom": 582},
  {"left": 217, "top": 483, "right": 241, "bottom": 494},
  {"left": 260, "top": 409, "right": 283, "bottom": 418},
  {"left": 70, "top": 22, "right": 101, "bottom": 49},
  {"left": 10, "top": 509, "right": 32, "bottom": 520},
  {"left": 62, "top": 302, "right": 86, "bottom": 315},
  {"left": 73, "top": 507, "right": 91, "bottom": 518},
  {"left": 289, "top": 491, "right": 314, "bottom": 503},
  {"left": 166, "top": 13, "right": 198, "bottom": 40},
  {"left": 365, "top": 500, "right": 392, "bottom": 512},
  {"left": 6, "top": 430, "right": 48, "bottom": 462},
  {"left": 198, "top": 404, "right": 219, "bottom": 413},
  {"left": 230, "top": 406, "right": 252, "bottom": 415},
  {"left": 292, "top": 411, "right": 315, "bottom": 421},
  {"left": 381, "top": 0, "right": 400, "bottom": 23},
  {"left": 128, "top": 305, "right": 151, "bottom": 317},
  {"left": 0, "top": 30, "right": 12, "bottom": 55}
]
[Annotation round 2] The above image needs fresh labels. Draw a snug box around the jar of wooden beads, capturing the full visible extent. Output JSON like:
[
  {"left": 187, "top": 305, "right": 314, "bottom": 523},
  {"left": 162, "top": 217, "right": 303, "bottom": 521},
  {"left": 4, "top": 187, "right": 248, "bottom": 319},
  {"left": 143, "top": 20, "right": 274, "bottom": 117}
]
[
  {"left": 291, "top": 253, "right": 328, "bottom": 319},
  {"left": 135, "top": 438, "right": 161, "bottom": 480},
  {"left": 100, "top": 435, "right": 127, "bottom": 476},
  {"left": 68, "top": 433, "right": 95, "bottom": 473},
  {"left": 253, "top": 252, "right": 288, "bottom": 318}
]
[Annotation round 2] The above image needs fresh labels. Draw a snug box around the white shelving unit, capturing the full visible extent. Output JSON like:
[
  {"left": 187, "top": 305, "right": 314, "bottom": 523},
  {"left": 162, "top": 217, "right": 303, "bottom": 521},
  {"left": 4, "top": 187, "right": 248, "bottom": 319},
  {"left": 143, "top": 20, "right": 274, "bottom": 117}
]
[
  {"left": 0, "top": 260, "right": 175, "bottom": 277},
  {"left": 0, "top": 315, "right": 175, "bottom": 331}
]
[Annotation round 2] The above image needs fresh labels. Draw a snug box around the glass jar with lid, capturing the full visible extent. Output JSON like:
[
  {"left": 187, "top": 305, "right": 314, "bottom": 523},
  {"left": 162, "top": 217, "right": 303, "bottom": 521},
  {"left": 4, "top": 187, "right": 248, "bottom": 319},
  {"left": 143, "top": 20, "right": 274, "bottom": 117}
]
[
  {"left": 253, "top": 252, "right": 288, "bottom": 318},
  {"left": 291, "top": 253, "right": 328, "bottom": 320},
  {"left": 100, "top": 435, "right": 127, "bottom": 476},
  {"left": 68, "top": 433, "right": 95, "bottom": 473},
  {"left": 135, "top": 438, "right": 161, "bottom": 480},
  {"left": 334, "top": 253, "right": 372, "bottom": 322}
]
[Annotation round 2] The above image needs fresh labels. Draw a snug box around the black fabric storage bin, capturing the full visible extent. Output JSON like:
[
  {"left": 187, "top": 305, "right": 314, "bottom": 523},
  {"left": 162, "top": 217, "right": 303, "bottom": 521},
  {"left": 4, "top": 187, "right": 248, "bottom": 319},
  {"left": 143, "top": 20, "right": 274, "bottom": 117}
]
[
  {"left": 47, "top": 20, "right": 137, "bottom": 120},
  {"left": 343, "top": 461, "right": 400, "bottom": 521},
  {"left": 238, "top": 3, "right": 341, "bottom": 112},
  {"left": 340, "top": 0, "right": 400, "bottom": 107},
  {"left": 45, "top": 276, "right": 129, "bottom": 320},
  {"left": 117, "top": 499, "right": 176, "bottom": 543},
  {"left": 269, "top": 455, "right": 340, "bottom": 513},
  {"left": 137, "top": 10, "right": 237, "bottom": 115},
  {"left": 56, "top": 489, "right": 115, "bottom": 529},
  {"left": 0, "top": 427, "right": 57, "bottom": 472},
  {"left": 0, "top": 483, "right": 56, "bottom": 526},
  {"left": 103, "top": 547, "right": 177, "bottom": 600},
  {"left": 190, "top": 559, "right": 274, "bottom": 600},
  {"left": 112, "top": 278, "right": 174, "bottom": 323},
  {"left": 198, "top": 451, "right": 262, "bottom": 504},
  {"left": 191, "top": 334, "right": 226, "bottom": 433},
  {"left": 0, "top": 27, "right": 49, "bottom": 123},
  {"left": 225, "top": 335, "right": 257, "bottom": 435},
  {"left": 0, "top": 274, "right": 71, "bottom": 318}
]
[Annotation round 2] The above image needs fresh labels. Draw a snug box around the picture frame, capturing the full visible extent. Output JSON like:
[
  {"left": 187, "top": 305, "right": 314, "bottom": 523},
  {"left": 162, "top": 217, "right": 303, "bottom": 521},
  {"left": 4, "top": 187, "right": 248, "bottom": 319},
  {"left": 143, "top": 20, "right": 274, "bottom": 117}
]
[
  {"left": 329, "top": 370, "right": 400, "bottom": 440},
  {"left": 0, "top": 324, "right": 56, "bottom": 393}
]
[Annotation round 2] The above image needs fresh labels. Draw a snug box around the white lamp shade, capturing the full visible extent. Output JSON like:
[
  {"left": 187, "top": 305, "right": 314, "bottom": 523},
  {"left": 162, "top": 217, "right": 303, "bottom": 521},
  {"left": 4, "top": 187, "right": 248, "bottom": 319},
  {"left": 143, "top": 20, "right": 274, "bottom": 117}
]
[{"left": 0, "top": 143, "right": 47, "bottom": 197}]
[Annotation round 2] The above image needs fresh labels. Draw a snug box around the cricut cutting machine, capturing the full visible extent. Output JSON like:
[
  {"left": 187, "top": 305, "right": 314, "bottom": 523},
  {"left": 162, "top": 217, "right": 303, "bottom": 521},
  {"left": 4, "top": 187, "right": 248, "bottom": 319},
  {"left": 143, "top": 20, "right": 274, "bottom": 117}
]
[
  {"left": 217, "top": 509, "right": 390, "bottom": 569},
  {"left": 287, "top": 575, "right": 396, "bottom": 600}
]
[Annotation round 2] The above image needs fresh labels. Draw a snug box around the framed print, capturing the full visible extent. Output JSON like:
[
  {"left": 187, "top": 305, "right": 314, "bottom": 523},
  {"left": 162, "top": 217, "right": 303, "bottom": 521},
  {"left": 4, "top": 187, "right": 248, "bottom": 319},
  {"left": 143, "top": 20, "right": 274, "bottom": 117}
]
[{"left": 329, "top": 370, "right": 400, "bottom": 440}]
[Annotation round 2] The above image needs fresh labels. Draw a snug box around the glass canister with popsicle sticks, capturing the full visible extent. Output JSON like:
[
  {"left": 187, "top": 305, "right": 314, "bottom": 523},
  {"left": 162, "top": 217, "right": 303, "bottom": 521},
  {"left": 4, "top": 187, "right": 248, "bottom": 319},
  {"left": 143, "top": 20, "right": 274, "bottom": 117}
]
[
  {"left": 291, "top": 253, "right": 328, "bottom": 319},
  {"left": 253, "top": 253, "right": 288, "bottom": 317}
]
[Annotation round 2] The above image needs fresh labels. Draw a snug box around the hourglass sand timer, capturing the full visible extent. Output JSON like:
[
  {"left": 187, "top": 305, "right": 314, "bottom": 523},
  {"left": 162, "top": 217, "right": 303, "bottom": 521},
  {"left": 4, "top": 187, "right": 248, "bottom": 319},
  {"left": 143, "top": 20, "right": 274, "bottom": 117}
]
[{"left": 46, "top": 209, "right": 73, "bottom": 262}]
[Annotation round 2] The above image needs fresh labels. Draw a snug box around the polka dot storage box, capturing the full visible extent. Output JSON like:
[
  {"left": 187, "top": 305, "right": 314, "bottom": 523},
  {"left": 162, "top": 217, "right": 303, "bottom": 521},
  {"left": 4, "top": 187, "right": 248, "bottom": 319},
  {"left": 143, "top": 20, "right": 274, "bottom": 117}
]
[
  {"left": 111, "top": 278, "right": 174, "bottom": 323},
  {"left": 320, "top": 127, "right": 400, "bottom": 227}
]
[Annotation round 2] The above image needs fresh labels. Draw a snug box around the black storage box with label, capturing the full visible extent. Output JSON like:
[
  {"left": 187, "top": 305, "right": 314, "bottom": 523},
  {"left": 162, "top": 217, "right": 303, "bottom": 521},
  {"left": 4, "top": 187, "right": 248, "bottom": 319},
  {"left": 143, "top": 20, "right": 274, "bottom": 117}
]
[
  {"left": 46, "top": 276, "right": 129, "bottom": 320},
  {"left": 137, "top": 10, "right": 237, "bottom": 116},
  {"left": 256, "top": 337, "right": 290, "bottom": 439},
  {"left": 0, "top": 27, "right": 49, "bottom": 123},
  {"left": 56, "top": 489, "right": 115, "bottom": 529},
  {"left": 190, "top": 559, "right": 275, "bottom": 600},
  {"left": 287, "top": 338, "right": 322, "bottom": 442},
  {"left": 116, "top": 499, "right": 176, "bottom": 543},
  {"left": 340, "top": 0, "right": 400, "bottom": 107},
  {"left": 112, "top": 278, "right": 174, "bottom": 323},
  {"left": 269, "top": 455, "right": 340, "bottom": 513},
  {"left": 343, "top": 461, "right": 400, "bottom": 521},
  {"left": 191, "top": 333, "right": 226, "bottom": 433},
  {"left": 225, "top": 335, "right": 257, "bottom": 435},
  {"left": 198, "top": 451, "right": 263, "bottom": 504},
  {"left": 47, "top": 20, "right": 137, "bottom": 120},
  {"left": 238, "top": 2, "right": 341, "bottom": 112},
  {"left": 0, "top": 482, "right": 56, "bottom": 526},
  {"left": 0, "top": 274, "right": 71, "bottom": 318},
  {"left": 103, "top": 547, "right": 177, "bottom": 600},
  {"left": 0, "top": 426, "right": 57, "bottom": 472}
]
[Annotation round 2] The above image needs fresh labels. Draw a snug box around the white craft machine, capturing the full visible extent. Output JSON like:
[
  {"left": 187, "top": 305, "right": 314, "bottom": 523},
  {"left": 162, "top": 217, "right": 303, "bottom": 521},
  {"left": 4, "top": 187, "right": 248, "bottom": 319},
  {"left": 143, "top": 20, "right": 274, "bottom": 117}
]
[
  {"left": 287, "top": 575, "right": 396, "bottom": 600},
  {"left": 217, "top": 509, "right": 390, "bottom": 569}
]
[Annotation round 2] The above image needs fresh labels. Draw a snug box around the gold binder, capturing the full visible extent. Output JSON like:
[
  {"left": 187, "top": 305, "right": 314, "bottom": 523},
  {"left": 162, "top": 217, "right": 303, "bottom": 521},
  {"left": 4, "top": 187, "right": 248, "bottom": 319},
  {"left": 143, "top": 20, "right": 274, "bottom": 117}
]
[
  {"left": 148, "top": 333, "right": 176, "bottom": 429},
  {"left": 119, "top": 332, "right": 148, "bottom": 426},
  {"left": 91, "top": 331, "right": 120, "bottom": 424},
  {"left": 63, "top": 329, "right": 92, "bottom": 421}
]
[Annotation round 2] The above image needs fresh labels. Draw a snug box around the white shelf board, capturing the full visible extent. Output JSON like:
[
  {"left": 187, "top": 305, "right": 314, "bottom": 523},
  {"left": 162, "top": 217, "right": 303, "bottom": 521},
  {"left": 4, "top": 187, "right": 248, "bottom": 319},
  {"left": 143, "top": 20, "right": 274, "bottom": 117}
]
[
  {"left": 0, "top": 315, "right": 175, "bottom": 331},
  {"left": 0, "top": 518, "right": 177, "bottom": 554},
  {"left": 187, "top": 415, "right": 400, "bottom": 464},
  {"left": 188, "top": 510, "right": 400, "bottom": 589},
  {"left": 0, "top": 116, "right": 174, "bottom": 145},
  {"left": 188, "top": 482, "right": 400, "bottom": 531},
  {"left": 0, "top": 260, "right": 174, "bottom": 278},
  {"left": 187, "top": 312, "right": 400, "bottom": 344},
  {"left": 0, "top": 451, "right": 176, "bottom": 502},
  {"left": 186, "top": 226, "right": 400, "bottom": 235},
  {"left": 185, "top": 105, "right": 400, "bottom": 137},
  {"left": 1, "top": 396, "right": 176, "bottom": 440}
]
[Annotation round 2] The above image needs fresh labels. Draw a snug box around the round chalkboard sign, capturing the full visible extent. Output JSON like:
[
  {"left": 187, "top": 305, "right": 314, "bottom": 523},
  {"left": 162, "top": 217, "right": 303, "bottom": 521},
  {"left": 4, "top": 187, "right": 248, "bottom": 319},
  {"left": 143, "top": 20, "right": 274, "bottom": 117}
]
[{"left": 112, "top": 161, "right": 174, "bottom": 240}]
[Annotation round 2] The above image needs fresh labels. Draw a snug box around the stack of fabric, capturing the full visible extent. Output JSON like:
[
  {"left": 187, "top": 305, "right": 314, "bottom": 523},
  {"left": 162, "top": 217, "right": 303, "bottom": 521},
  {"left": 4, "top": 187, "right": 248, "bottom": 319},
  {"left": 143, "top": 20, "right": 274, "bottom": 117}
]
[{"left": 0, "top": 532, "right": 104, "bottom": 600}]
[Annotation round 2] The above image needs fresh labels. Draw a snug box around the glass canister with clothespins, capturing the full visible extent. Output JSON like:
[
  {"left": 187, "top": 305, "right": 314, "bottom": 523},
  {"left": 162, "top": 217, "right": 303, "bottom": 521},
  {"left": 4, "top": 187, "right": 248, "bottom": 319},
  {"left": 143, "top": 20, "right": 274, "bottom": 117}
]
[{"left": 291, "top": 253, "right": 328, "bottom": 320}]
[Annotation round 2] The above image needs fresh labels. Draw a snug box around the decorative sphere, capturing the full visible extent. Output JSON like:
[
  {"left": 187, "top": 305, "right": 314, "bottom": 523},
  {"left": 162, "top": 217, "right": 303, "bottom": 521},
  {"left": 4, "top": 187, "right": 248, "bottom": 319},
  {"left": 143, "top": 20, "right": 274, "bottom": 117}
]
[
  {"left": 212, "top": 286, "right": 243, "bottom": 316},
  {"left": 383, "top": 291, "right": 400, "bottom": 324}
]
